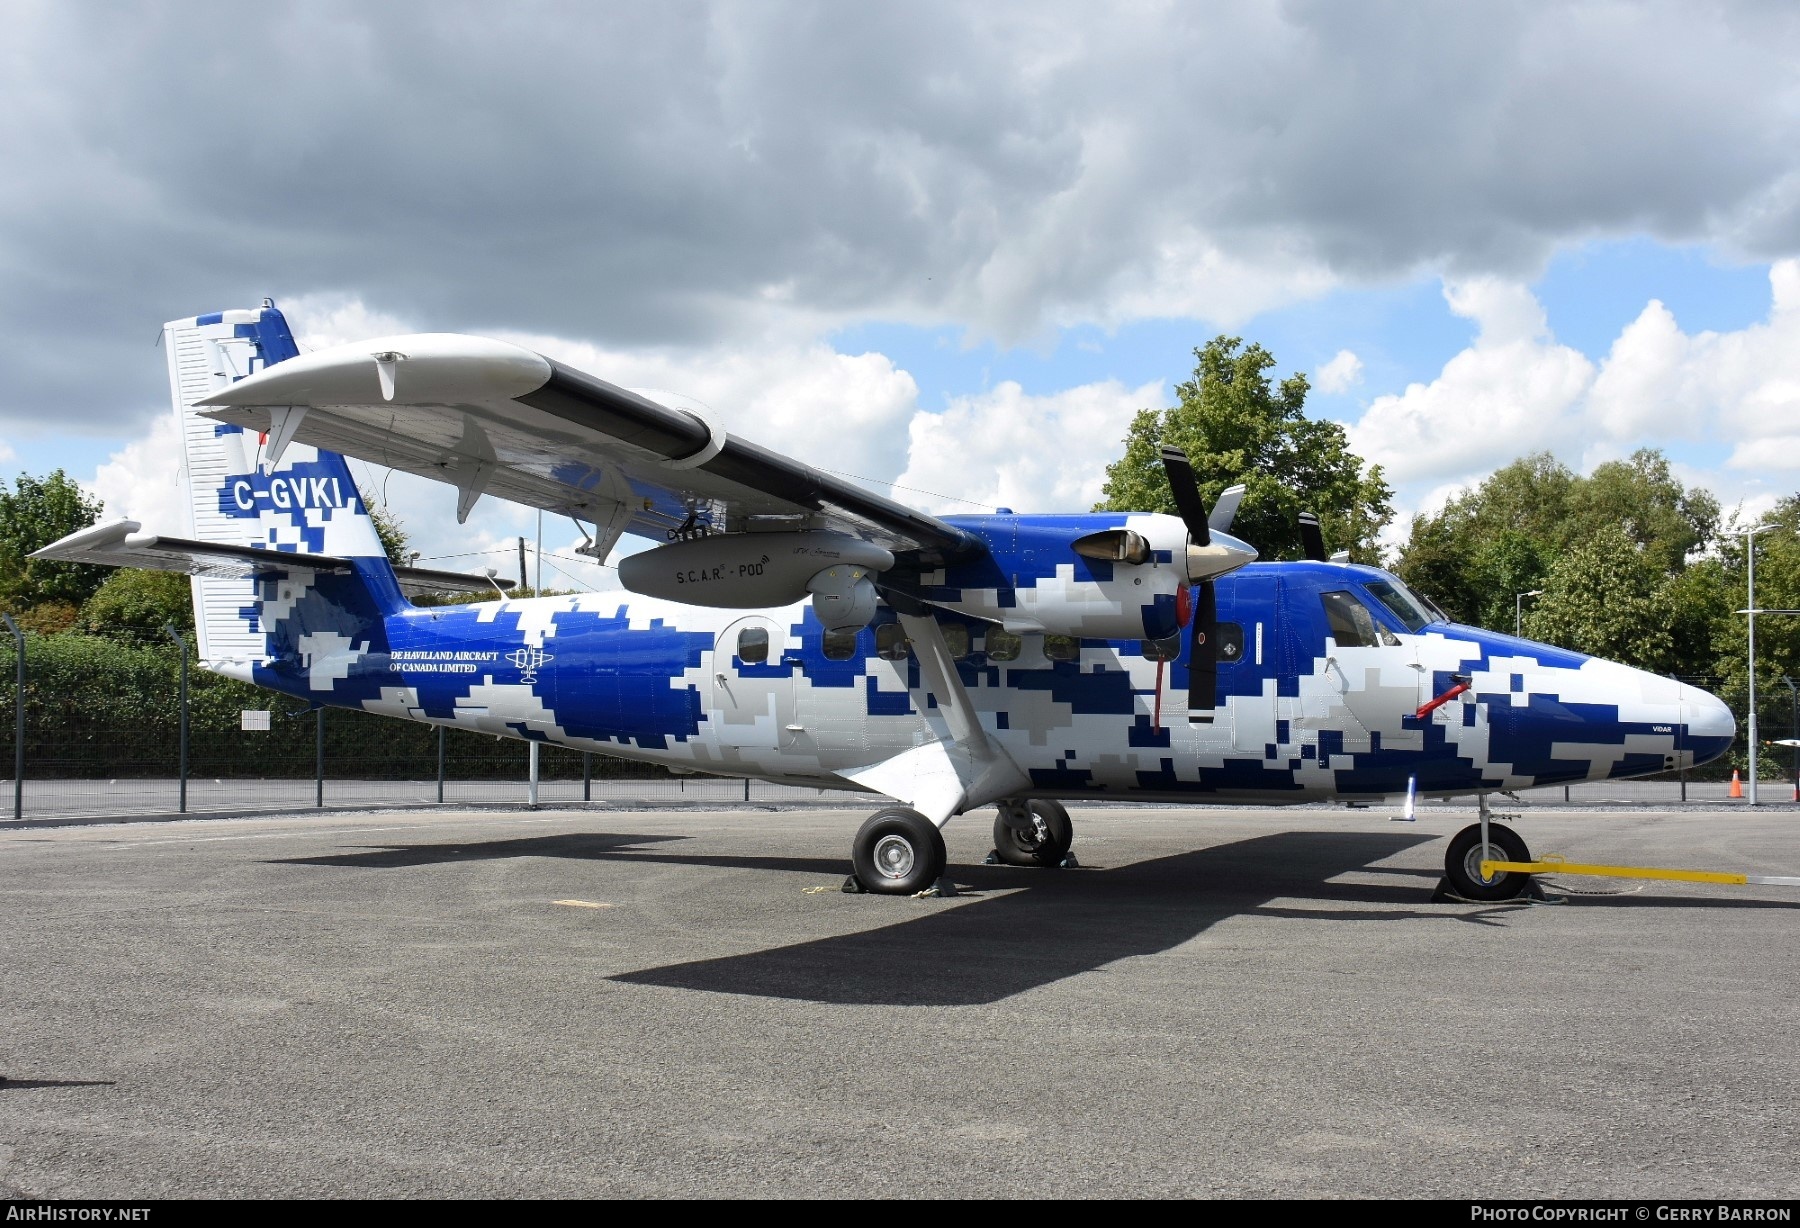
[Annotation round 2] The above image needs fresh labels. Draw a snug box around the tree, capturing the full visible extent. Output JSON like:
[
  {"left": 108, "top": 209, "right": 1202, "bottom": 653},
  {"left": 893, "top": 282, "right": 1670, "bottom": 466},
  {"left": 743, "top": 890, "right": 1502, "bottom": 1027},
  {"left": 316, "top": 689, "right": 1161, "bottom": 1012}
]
[
  {"left": 1523, "top": 525, "right": 1677, "bottom": 672},
  {"left": 369, "top": 504, "right": 409, "bottom": 568},
  {"left": 1710, "top": 500, "right": 1800, "bottom": 692},
  {"left": 78, "top": 568, "right": 194, "bottom": 640},
  {"left": 0, "top": 470, "right": 106, "bottom": 613},
  {"left": 1096, "top": 336, "right": 1393, "bottom": 560},
  {"left": 1567, "top": 450, "right": 1718, "bottom": 576},
  {"left": 1394, "top": 448, "right": 1717, "bottom": 631}
]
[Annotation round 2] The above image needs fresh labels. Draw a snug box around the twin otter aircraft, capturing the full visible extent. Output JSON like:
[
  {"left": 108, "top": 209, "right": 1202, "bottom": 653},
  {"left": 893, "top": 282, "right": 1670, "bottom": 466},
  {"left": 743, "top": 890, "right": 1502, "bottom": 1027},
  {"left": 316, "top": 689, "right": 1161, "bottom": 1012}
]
[{"left": 40, "top": 304, "right": 1735, "bottom": 900}]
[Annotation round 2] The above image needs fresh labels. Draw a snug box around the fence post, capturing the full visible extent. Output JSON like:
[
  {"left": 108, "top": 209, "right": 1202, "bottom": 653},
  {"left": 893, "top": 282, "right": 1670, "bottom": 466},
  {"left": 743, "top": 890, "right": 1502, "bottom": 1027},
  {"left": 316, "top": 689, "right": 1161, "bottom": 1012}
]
[
  {"left": 527, "top": 739, "right": 539, "bottom": 809},
  {"left": 582, "top": 751, "right": 591, "bottom": 802},
  {"left": 743, "top": 776, "right": 750, "bottom": 802},
  {"left": 164, "top": 625, "right": 189, "bottom": 814},
  {"left": 437, "top": 725, "right": 446, "bottom": 804},
  {"left": 315, "top": 706, "right": 325, "bottom": 808},
  {"left": 1, "top": 614, "right": 21, "bottom": 823}
]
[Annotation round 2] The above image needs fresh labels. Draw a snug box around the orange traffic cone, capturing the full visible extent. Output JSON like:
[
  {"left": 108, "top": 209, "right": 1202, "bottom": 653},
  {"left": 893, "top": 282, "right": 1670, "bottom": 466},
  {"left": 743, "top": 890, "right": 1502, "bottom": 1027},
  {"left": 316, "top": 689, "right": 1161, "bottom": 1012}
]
[{"left": 1729, "top": 769, "right": 1744, "bottom": 799}]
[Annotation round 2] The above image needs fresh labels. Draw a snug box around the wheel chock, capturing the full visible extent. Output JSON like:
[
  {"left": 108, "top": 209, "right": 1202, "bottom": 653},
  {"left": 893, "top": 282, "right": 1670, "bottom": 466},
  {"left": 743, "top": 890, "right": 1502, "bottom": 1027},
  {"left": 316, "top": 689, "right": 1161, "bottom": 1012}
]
[
  {"left": 840, "top": 875, "right": 866, "bottom": 894},
  {"left": 1482, "top": 854, "right": 1800, "bottom": 888},
  {"left": 1430, "top": 876, "right": 1562, "bottom": 905},
  {"left": 983, "top": 849, "right": 1001, "bottom": 865},
  {"left": 1059, "top": 853, "right": 1081, "bottom": 869}
]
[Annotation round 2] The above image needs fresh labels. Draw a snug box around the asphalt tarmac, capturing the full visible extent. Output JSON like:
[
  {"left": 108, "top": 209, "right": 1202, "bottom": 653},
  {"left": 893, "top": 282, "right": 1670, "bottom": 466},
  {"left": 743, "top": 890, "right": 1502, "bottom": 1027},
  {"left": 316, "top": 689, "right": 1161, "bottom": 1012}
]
[{"left": 2, "top": 805, "right": 1797, "bottom": 1199}]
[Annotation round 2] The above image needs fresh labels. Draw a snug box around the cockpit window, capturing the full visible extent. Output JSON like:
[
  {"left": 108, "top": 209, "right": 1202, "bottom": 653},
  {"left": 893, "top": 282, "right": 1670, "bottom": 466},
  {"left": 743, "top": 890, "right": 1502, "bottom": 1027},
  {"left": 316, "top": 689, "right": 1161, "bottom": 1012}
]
[
  {"left": 1320, "top": 590, "right": 1394, "bottom": 648},
  {"left": 1363, "top": 579, "right": 1433, "bottom": 633}
]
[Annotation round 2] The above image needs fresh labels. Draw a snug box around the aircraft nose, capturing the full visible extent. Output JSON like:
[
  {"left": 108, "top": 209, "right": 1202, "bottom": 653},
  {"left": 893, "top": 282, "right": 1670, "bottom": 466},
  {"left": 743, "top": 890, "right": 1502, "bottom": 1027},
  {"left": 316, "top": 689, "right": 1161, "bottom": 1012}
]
[{"left": 1680, "top": 682, "right": 1736, "bottom": 767}]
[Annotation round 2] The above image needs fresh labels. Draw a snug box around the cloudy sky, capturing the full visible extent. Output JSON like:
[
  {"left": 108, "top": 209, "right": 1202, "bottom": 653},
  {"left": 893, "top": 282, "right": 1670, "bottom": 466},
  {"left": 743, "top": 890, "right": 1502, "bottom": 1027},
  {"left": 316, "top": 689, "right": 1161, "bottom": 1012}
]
[{"left": 5, "top": 1, "right": 1800, "bottom": 588}]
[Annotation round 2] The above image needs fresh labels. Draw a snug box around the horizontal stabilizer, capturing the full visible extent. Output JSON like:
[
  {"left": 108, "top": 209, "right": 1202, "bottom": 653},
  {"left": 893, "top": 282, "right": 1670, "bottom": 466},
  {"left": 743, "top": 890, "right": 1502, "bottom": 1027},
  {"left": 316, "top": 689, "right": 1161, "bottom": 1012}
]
[{"left": 31, "top": 520, "right": 511, "bottom": 597}]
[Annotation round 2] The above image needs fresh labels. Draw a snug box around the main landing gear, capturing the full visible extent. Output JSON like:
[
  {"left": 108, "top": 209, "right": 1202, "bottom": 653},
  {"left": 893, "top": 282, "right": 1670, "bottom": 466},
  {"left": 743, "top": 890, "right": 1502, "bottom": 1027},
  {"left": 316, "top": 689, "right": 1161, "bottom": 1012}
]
[
  {"left": 991, "top": 799, "right": 1075, "bottom": 868},
  {"left": 849, "top": 807, "right": 947, "bottom": 895},
  {"left": 846, "top": 799, "right": 1079, "bottom": 894}
]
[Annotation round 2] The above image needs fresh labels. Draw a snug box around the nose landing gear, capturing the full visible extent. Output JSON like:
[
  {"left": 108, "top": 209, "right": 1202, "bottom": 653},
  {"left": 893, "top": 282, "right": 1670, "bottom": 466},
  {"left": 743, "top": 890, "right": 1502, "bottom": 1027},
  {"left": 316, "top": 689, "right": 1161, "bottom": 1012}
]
[{"left": 1442, "top": 821, "right": 1533, "bottom": 901}]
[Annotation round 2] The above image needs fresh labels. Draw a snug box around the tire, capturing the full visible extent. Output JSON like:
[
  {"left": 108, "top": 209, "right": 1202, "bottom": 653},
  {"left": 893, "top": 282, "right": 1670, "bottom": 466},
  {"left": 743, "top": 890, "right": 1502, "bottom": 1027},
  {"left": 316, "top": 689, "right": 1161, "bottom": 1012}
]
[
  {"left": 991, "top": 800, "right": 1074, "bottom": 868},
  {"left": 851, "top": 808, "right": 947, "bottom": 895},
  {"left": 1443, "top": 823, "right": 1532, "bottom": 901}
]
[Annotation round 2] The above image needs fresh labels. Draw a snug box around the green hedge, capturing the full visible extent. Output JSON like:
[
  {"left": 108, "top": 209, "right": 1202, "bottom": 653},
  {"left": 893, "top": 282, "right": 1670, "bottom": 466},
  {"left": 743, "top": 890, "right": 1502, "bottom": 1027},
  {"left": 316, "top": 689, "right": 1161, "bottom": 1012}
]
[{"left": 0, "top": 632, "right": 676, "bottom": 781}]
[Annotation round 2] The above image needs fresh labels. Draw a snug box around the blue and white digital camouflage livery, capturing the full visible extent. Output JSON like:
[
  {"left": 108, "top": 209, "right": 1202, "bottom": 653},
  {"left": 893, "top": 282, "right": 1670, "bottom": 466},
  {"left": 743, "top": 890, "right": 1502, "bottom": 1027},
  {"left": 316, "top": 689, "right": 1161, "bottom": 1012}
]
[{"left": 38, "top": 304, "right": 1736, "bottom": 899}]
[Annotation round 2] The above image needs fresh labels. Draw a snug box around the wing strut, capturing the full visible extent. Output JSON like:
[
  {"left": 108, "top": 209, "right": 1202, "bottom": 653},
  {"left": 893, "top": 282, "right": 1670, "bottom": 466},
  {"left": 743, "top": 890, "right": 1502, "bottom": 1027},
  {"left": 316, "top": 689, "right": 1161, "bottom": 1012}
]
[{"left": 840, "top": 614, "right": 1029, "bottom": 825}]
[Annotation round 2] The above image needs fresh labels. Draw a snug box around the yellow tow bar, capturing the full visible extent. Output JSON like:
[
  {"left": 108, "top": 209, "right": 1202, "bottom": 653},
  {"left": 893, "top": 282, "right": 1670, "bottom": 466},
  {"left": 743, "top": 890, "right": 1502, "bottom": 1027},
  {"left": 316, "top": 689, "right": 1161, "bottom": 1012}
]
[{"left": 1481, "top": 854, "right": 1800, "bottom": 888}]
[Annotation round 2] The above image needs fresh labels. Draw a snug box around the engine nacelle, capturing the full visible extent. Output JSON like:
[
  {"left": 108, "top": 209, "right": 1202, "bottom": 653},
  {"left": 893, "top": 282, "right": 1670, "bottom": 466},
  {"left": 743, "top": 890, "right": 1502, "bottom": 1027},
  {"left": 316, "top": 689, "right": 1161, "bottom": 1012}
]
[
  {"left": 923, "top": 512, "right": 1200, "bottom": 641},
  {"left": 618, "top": 531, "right": 894, "bottom": 620}
]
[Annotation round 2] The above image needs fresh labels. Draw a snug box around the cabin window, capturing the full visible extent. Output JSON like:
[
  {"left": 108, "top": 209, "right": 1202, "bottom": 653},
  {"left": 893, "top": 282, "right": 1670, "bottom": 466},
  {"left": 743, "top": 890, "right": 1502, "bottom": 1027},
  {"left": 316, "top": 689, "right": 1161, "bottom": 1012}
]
[
  {"left": 983, "top": 628, "right": 1022, "bottom": 661},
  {"left": 1319, "top": 591, "right": 1386, "bottom": 649},
  {"left": 1044, "top": 634, "right": 1080, "bottom": 662},
  {"left": 1141, "top": 634, "right": 1182, "bottom": 661},
  {"left": 736, "top": 626, "right": 770, "bottom": 664},
  {"left": 822, "top": 628, "right": 860, "bottom": 661},
  {"left": 939, "top": 622, "right": 971, "bottom": 661},
  {"left": 1214, "top": 622, "right": 1245, "bottom": 663},
  {"left": 1363, "top": 579, "right": 1430, "bottom": 633},
  {"left": 876, "top": 623, "right": 911, "bottom": 660}
]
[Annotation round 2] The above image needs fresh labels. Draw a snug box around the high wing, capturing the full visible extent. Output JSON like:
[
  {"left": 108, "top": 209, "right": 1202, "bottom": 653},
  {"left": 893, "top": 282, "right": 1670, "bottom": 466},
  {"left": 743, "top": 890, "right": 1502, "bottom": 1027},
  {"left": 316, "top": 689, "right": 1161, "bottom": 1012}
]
[
  {"left": 35, "top": 519, "right": 509, "bottom": 597},
  {"left": 194, "top": 334, "right": 976, "bottom": 564}
]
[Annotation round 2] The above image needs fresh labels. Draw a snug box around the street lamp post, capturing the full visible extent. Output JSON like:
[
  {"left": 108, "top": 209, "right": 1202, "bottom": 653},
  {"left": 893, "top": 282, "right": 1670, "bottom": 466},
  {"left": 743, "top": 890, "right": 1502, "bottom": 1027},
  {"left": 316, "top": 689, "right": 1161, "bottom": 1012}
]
[
  {"left": 1515, "top": 589, "right": 1544, "bottom": 638},
  {"left": 1782, "top": 676, "right": 1799, "bottom": 803},
  {"left": 1741, "top": 525, "right": 1778, "bottom": 807}
]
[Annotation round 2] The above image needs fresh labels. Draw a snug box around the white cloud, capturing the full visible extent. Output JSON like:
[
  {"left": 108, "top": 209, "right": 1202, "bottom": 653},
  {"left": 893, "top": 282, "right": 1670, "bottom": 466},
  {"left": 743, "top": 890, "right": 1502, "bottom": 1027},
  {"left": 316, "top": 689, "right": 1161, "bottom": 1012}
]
[
  {"left": 1355, "top": 259, "right": 1800, "bottom": 554},
  {"left": 87, "top": 412, "right": 185, "bottom": 531},
  {"left": 894, "top": 378, "right": 1161, "bottom": 515},
  {"left": 16, "top": 4, "right": 1800, "bottom": 427},
  {"left": 1314, "top": 349, "right": 1364, "bottom": 394},
  {"left": 286, "top": 294, "right": 416, "bottom": 353},
  {"left": 1348, "top": 277, "right": 1594, "bottom": 485}
]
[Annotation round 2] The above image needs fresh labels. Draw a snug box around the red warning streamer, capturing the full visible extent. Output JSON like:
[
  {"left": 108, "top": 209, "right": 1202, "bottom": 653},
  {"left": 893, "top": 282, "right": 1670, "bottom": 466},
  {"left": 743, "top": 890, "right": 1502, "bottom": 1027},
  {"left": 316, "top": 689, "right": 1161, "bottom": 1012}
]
[{"left": 1415, "top": 683, "right": 1470, "bottom": 720}]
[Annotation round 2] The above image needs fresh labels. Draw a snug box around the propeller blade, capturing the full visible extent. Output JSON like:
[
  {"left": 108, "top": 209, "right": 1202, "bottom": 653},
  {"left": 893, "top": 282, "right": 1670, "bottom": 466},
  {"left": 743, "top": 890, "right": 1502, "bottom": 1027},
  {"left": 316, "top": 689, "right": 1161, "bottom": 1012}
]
[
  {"left": 1188, "top": 580, "right": 1217, "bottom": 720},
  {"left": 1159, "top": 446, "right": 1210, "bottom": 546},
  {"left": 1207, "top": 483, "right": 1246, "bottom": 533},
  {"left": 1298, "top": 511, "right": 1327, "bottom": 562}
]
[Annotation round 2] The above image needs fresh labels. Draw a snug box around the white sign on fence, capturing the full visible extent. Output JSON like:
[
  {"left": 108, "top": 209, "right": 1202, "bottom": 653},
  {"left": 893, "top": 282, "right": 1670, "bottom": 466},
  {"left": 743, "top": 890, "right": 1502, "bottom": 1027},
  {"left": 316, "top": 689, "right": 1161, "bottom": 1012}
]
[{"left": 241, "top": 710, "right": 271, "bottom": 731}]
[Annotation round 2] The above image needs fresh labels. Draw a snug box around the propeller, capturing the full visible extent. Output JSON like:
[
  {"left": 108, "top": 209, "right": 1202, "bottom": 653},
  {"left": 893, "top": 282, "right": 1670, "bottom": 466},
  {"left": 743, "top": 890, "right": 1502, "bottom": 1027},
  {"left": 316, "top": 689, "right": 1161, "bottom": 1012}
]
[
  {"left": 1297, "top": 512, "right": 1328, "bottom": 562},
  {"left": 1158, "top": 447, "right": 1256, "bottom": 721},
  {"left": 1296, "top": 510, "right": 1353, "bottom": 563}
]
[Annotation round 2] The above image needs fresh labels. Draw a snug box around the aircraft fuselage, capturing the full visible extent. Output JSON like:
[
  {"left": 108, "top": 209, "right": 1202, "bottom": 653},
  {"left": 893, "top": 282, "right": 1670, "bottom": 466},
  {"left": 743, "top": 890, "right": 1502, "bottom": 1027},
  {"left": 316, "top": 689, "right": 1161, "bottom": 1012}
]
[{"left": 237, "top": 559, "right": 1734, "bottom": 805}]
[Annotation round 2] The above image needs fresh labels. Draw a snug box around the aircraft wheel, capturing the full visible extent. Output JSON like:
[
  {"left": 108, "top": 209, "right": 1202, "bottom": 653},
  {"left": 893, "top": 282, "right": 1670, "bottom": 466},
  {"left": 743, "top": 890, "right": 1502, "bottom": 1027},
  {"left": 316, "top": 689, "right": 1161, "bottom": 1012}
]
[
  {"left": 852, "top": 808, "right": 947, "bottom": 895},
  {"left": 1444, "top": 823, "right": 1532, "bottom": 901},
  {"left": 992, "top": 799, "right": 1074, "bottom": 868}
]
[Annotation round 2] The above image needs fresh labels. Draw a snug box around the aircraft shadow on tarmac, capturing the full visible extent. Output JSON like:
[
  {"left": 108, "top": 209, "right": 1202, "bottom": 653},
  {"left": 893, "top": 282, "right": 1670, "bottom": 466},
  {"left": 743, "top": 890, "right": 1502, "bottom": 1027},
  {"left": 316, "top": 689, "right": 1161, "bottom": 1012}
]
[
  {"left": 271, "top": 831, "right": 693, "bottom": 869},
  {"left": 0, "top": 1078, "right": 115, "bottom": 1090},
  {"left": 614, "top": 830, "right": 1453, "bottom": 1006},
  {"left": 269, "top": 828, "right": 1800, "bottom": 1007}
]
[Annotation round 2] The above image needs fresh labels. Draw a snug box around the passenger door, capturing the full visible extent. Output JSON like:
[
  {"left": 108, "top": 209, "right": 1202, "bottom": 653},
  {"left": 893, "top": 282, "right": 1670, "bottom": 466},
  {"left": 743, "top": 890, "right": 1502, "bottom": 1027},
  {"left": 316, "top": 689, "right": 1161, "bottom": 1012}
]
[{"left": 709, "top": 616, "right": 798, "bottom": 749}]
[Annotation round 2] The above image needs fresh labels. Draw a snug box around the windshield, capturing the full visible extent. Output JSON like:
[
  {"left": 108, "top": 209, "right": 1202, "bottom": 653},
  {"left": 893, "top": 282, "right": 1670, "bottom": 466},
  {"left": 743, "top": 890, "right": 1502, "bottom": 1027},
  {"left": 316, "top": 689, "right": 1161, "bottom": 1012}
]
[{"left": 1363, "top": 577, "right": 1442, "bottom": 632}]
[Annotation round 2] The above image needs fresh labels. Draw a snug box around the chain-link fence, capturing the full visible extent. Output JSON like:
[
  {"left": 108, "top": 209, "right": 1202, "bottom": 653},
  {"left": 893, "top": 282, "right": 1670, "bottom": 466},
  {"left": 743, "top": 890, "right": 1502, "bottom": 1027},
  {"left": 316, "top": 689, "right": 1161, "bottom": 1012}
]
[
  {"left": 1, "top": 713, "right": 864, "bottom": 822},
  {"left": 0, "top": 626, "right": 860, "bottom": 822}
]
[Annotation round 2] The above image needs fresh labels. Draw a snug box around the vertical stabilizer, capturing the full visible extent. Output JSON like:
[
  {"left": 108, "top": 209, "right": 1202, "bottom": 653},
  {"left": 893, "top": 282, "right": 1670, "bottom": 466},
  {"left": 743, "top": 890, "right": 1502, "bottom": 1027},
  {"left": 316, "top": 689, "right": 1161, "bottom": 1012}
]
[{"left": 165, "top": 303, "right": 396, "bottom": 679}]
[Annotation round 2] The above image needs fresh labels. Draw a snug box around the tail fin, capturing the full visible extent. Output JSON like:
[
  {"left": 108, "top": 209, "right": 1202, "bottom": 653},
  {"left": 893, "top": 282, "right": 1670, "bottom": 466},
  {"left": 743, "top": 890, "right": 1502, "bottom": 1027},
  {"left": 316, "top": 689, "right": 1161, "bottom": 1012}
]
[{"left": 166, "top": 303, "right": 400, "bottom": 680}]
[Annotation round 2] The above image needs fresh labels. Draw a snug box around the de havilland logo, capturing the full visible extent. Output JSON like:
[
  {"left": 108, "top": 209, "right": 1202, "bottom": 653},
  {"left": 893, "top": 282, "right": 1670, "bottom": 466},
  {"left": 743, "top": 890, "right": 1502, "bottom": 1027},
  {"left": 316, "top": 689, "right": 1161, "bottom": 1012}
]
[{"left": 506, "top": 646, "right": 555, "bottom": 683}]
